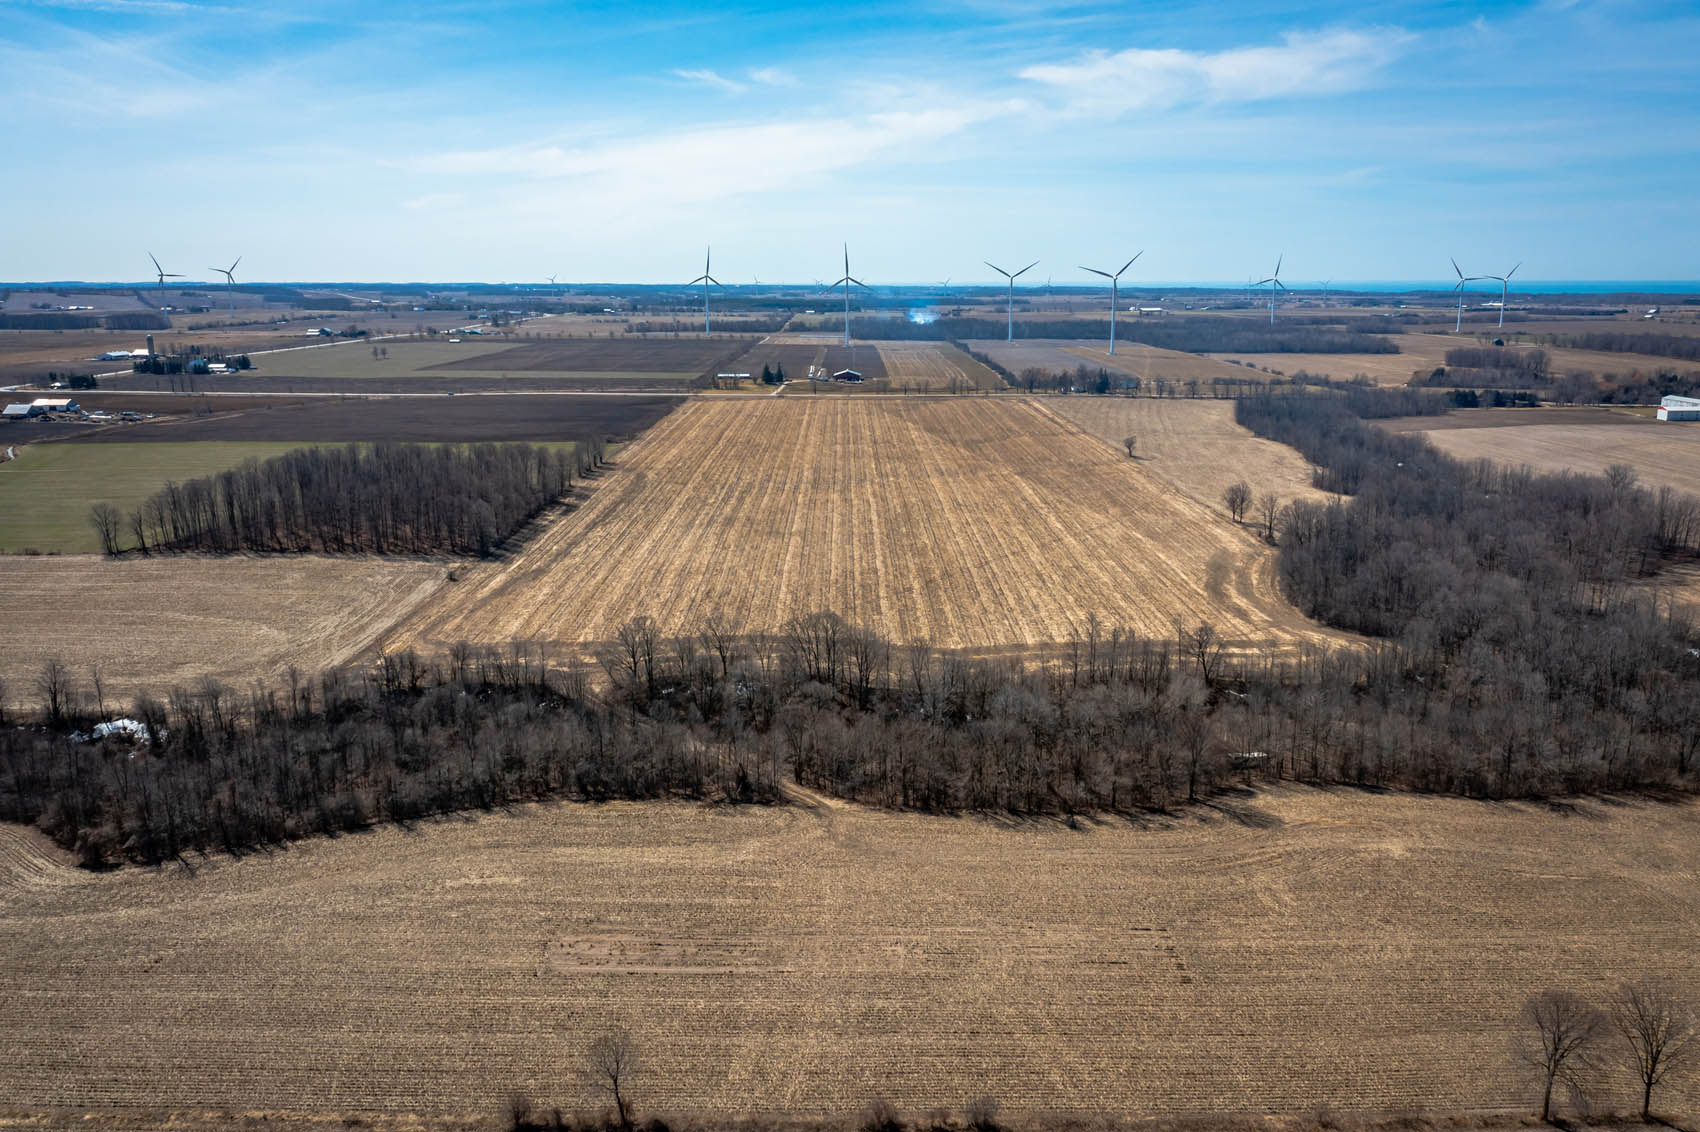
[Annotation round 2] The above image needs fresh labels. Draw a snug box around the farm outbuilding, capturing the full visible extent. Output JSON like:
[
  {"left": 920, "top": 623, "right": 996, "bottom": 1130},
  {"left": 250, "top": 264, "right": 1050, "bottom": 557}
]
[
  {"left": 832, "top": 368, "right": 864, "bottom": 383},
  {"left": 3, "top": 403, "right": 40, "bottom": 419},
  {"left": 30, "top": 398, "right": 78, "bottom": 413},
  {"left": 1657, "top": 395, "right": 1700, "bottom": 421}
]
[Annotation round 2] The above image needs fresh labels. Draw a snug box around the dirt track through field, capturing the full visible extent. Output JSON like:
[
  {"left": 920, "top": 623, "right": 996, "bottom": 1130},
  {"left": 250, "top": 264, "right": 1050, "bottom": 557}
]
[
  {"left": 386, "top": 398, "right": 1341, "bottom": 654},
  {"left": 3, "top": 788, "right": 1698, "bottom": 1117}
]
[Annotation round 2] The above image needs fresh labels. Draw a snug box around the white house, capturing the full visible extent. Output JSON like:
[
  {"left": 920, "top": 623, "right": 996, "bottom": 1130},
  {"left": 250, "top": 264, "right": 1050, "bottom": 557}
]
[{"left": 1656, "top": 395, "right": 1700, "bottom": 421}]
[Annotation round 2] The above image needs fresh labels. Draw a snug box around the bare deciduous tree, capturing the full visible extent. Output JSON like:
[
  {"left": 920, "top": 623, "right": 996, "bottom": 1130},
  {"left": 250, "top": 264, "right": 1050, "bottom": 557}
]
[
  {"left": 1517, "top": 988, "right": 1603, "bottom": 1121},
  {"left": 1122, "top": 435, "right": 1137, "bottom": 458},
  {"left": 88, "top": 503, "right": 122, "bottom": 556},
  {"left": 35, "top": 659, "right": 71, "bottom": 730},
  {"left": 1223, "top": 481, "right": 1252, "bottom": 523},
  {"left": 585, "top": 1026, "right": 640, "bottom": 1130},
  {"left": 1256, "top": 492, "right": 1281, "bottom": 542},
  {"left": 1611, "top": 980, "right": 1696, "bottom": 1119}
]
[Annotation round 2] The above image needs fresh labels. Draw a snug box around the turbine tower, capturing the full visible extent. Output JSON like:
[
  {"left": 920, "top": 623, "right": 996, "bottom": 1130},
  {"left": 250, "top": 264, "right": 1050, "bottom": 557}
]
[
  {"left": 1450, "top": 257, "right": 1484, "bottom": 333},
  {"left": 147, "top": 252, "right": 183, "bottom": 290},
  {"left": 209, "top": 256, "right": 241, "bottom": 312},
  {"left": 830, "top": 244, "right": 868, "bottom": 348},
  {"left": 985, "top": 258, "right": 1038, "bottom": 342},
  {"left": 1256, "top": 256, "right": 1286, "bottom": 326},
  {"left": 687, "top": 247, "right": 722, "bottom": 336},
  {"left": 1079, "top": 252, "right": 1142, "bottom": 356},
  {"left": 1483, "top": 261, "right": 1520, "bottom": 329}
]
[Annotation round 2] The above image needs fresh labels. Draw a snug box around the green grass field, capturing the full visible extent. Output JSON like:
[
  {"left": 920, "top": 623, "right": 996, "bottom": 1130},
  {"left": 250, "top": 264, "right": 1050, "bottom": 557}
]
[
  {"left": 0, "top": 442, "right": 309, "bottom": 554},
  {"left": 0, "top": 439, "right": 588, "bottom": 554}
]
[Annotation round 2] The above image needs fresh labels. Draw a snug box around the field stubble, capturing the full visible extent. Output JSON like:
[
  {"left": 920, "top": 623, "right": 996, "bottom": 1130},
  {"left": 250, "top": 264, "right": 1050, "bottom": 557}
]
[
  {"left": 1, "top": 787, "right": 1697, "bottom": 1118},
  {"left": 387, "top": 397, "right": 1342, "bottom": 656}
]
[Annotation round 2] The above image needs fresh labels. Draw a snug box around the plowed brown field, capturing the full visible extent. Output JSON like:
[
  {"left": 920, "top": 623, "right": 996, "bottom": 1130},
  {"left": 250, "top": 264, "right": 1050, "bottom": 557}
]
[
  {"left": 3, "top": 787, "right": 1697, "bottom": 1118},
  {"left": 0, "top": 555, "right": 446, "bottom": 708},
  {"left": 1039, "top": 398, "right": 1333, "bottom": 514},
  {"left": 1404, "top": 420, "right": 1700, "bottom": 496},
  {"left": 386, "top": 398, "right": 1338, "bottom": 654},
  {"left": 876, "top": 342, "right": 1004, "bottom": 390}
]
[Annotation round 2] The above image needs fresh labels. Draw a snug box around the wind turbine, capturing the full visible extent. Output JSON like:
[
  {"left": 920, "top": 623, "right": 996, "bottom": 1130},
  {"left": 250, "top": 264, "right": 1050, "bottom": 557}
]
[
  {"left": 1450, "top": 257, "right": 1484, "bottom": 333},
  {"left": 829, "top": 244, "right": 868, "bottom": 348},
  {"left": 985, "top": 258, "right": 1038, "bottom": 342},
  {"left": 148, "top": 252, "right": 183, "bottom": 290},
  {"left": 547, "top": 273, "right": 558, "bottom": 286},
  {"left": 1483, "top": 261, "right": 1520, "bottom": 328},
  {"left": 687, "top": 247, "right": 722, "bottom": 336},
  {"left": 209, "top": 256, "right": 241, "bottom": 312},
  {"left": 1320, "top": 280, "right": 1331, "bottom": 307},
  {"left": 1079, "top": 252, "right": 1142, "bottom": 356},
  {"left": 1256, "top": 256, "right": 1286, "bottom": 325}
]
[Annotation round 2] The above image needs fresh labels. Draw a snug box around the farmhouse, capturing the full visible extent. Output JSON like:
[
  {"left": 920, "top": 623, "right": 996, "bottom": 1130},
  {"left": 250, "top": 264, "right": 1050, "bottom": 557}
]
[
  {"left": 3, "top": 403, "right": 40, "bottom": 419},
  {"left": 1656, "top": 395, "right": 1700, "bottom": 421},
  {"left": 832, "top": 368, "right": 864, "bottom": 383},
  {"left": 31, "top": 398, "right": 79, "bottom": 413}
]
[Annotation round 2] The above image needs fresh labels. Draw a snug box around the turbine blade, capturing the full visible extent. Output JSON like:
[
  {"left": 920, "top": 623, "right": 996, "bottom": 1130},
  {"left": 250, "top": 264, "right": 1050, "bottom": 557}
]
[
  {"left": 1275, "top": 280, "right": 1287, "bottom": 290},
  {"left": 148, "top": 252, "right": 163, "bottom": 273},
  {"left": 230, "top": 256, "right": 241, "bottom": 272},
  {"left": 1080, "top": 266, "right": 1111, "bottom": 278},
  {"left": 1014, "top": 260, "right": 1039, "bottom": 278},
  {"left": 1507, "top": 262, "right": 1520, "bottom": 279},
  {"left": 1451, "top": 256, "right": 1463, "bottom": 279},
  {"left": 1274, "top": 254, "right": 1282, "bottom": 276},
  {"left": 1256, "top": 277, "right": 1275, "bottom": 286},
  {"left": 984, "top": 261, "right": 1008, "bottom": 277},
  {"left": 688, "top": 275, "right": 708, "bottom": 285},
  {"left": 849, "top": 277, "right": 868, "bottom": 288},
  {"left": 1118, "top": 252, "right": 1142, "bottom": 276}
]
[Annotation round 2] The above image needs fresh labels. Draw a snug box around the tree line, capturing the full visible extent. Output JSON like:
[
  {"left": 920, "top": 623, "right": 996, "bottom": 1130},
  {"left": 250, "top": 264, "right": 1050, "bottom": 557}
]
[
  {"left": 1546, "top": 329, "right": 1700, "bottom": 362},
  {"left": 857, "top": 315, "right": 1400, "bottom": 354},
  {"left": 89, "top": 440, "right": 604, "bottom": 558}
]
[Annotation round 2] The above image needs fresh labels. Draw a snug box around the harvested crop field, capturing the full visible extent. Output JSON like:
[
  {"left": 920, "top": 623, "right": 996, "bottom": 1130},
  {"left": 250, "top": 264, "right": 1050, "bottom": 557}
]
[
  {"left": 426, "top": 337, "right": 753, "bottom": 375},
  {"left": 0, "top": 554, "right": 445, "bottom": 707},
  {"left": 65, "top": 394, "right": 681, "bottom": 445},
  {"left": 875, "top": 342, "right": 1004, "bottom": 389},
  {"left": 1039, "top": 398, "right": 1332, "bottom": 514},
  {"left": 1386, "top": 416, "right": 1700, "bottom": 496},
  {"left": 966, "top": 339, "right": 1255, "bottom": 386},
  {"left": 3, "top": 787, "right": 1698, "bottom": 1118},
  {"left": 387, "top": 397, "right": 1339, "bottom": 654}
]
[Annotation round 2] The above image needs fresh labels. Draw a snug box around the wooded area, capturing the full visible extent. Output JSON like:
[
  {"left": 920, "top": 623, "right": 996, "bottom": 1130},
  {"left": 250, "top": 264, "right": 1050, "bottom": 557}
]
[{"left": 92, "top": 440, "right": 604, "bottom": 557}]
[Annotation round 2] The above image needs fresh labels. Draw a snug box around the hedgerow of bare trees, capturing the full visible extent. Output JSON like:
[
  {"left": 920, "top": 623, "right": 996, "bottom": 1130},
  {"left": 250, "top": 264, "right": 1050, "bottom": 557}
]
[{"left": 95, "top": 440, "right": 604, "bottom": 558}]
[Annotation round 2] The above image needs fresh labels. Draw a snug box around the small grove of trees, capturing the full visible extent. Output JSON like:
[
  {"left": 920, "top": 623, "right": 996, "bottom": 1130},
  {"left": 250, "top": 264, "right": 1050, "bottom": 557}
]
[
  {"left": 1518, "top": 983, "right": 1695, "bottom": 1121},
  {"left": 90, "top": 440, "right": 605, "bottom": 558},
  {"left": 1222, "top": 481, "right": 1251, "bottom": 523}
]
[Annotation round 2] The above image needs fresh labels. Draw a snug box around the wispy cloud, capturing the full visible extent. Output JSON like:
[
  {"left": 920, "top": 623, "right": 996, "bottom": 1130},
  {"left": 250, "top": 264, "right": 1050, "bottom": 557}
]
[
  {"left": 747, "top": 66, "right": 797, "bottom": 86},
  {"left": 1, "top": 0, "right": 202, "bottom": 12},
  {"left": 1020, "top": 27, "right": 1411, "bottom": 113},
  {"left": 400, "top": 102, "right": 1013, "bottom": 205},
  {"left": 672, "top": 67, "right": 746, "bottom": 93}
]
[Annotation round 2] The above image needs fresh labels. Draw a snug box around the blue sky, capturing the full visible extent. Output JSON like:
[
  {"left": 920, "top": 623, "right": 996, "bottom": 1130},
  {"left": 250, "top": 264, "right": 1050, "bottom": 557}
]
[{"left": 4, "top": 0, "right": 1698, "bottom": 284}]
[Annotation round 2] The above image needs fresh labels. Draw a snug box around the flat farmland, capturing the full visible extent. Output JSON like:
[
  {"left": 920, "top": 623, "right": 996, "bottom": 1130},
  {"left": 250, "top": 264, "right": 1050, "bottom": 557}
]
[
  {"left": 1211, "top": 332, "right": 1698, "bottom": 387},
  {"left": 426, "top": 337, "right": 754, "bottom": 378},
  {"left": 66, "top": 394, "right": 680, "bottom": 445},
  {"left": 1039, "top": 397, "right": 1333, "bottom": 514},
  {"left": 876, "top": 342, "right": 1004, "bottom": 390},
  {"left": 966, "top": 339, "right": 1255, "bottom": 386},
  {"left": 0, "top": 442, "right": 310, "bottom": 553},
  {"left": 387, "top": 397, "right": 1339, "bottom": 654},
  {"left": 1385, "top": 414, "right": 1700, "bottom": 495},
  {"left": 3, "top": 788, "right": 1698, "bottom": 1118},
  {"left": 0, "top": 554, "right": 445, "bottom": 707}
]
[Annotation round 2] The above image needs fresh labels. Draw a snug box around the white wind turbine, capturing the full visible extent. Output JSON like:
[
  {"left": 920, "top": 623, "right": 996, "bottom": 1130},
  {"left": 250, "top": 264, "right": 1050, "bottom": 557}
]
[
  {"left": 147, "top": 251, "right": 184, "bottom": 290},
  {"left": 1079, "top": 252, "right": 1142, "bottom": 356},
  {"left": 1256, "top": 255, "right": 1286, "bottom": 325},
  {"left": 830, "top": 244, "right": 868, "bottom": 347},
  {"left": 985, "top": 258, "right": 1038, "bottom": 342},
  {"left": 687, "top": 247, "right": 722, "bottom": 336},
  {"left": 1450, "top": 257, "right": 1484, "bottom": 333},
  {"left": 1483, "top": 261, "right": 1520, "bottom": 329},
  {"left": 209, "top": 256, "right": 241, "bottom": 312}
]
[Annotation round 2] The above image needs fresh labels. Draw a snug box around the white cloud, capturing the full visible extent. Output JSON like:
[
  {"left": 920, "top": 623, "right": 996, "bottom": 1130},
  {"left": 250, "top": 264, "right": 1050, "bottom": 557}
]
[
  {"left": 747, "top": 66, "right": 797, "bottom": 87},
  {"left": 399, "top": 102, "right": 1011, "bottom": 206},
  {"left": 672, "top": 67, "right": 746, "bottom": 93},
  {"left": 1019, "top": 27, "right": 1410, "bottom": 113}
]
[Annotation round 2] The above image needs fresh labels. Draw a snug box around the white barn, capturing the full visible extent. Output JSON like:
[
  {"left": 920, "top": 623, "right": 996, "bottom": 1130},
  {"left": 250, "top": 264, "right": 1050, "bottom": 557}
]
[{"left": 1657, "top": 395, "right": 1700, "bottom": 421}]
